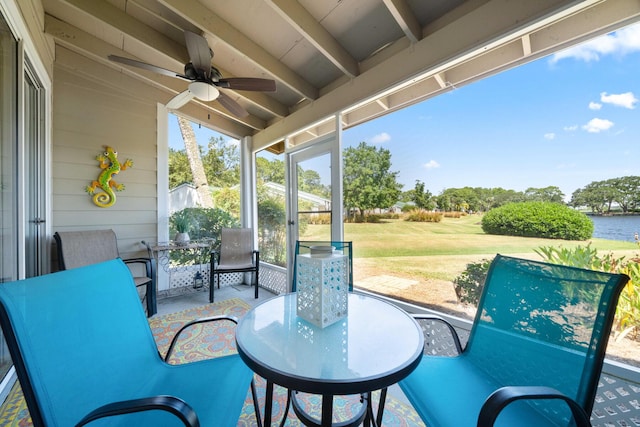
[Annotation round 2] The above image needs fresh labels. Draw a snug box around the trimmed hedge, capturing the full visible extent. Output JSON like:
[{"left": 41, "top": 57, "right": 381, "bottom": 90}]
[{"left": 481, "top": 201, "right": 593, "bottom": 240}]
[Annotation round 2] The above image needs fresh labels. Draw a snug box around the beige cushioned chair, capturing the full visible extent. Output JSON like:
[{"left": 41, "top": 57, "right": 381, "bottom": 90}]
[
  {"left": 209, "top": 228, "right": 259, "bottom": 303},
  {"left": 54, "top": 229, "right": 156, "bottom": 316}
]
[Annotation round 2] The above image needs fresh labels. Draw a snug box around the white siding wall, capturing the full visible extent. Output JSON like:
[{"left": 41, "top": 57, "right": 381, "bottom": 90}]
[{"left": 51, "top": 47, "right": 160, "bottom": 264}]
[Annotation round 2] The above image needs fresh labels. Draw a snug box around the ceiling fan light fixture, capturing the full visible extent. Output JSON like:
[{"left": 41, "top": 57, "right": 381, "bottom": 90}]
[{"left": 189, "top": 81, "right": 219, "bottom": 101}]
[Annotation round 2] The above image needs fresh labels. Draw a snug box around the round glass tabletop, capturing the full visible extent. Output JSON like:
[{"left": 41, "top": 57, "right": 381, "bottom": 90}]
[{"left": 236, "top": 292, "right": 424, "bottom": 395}]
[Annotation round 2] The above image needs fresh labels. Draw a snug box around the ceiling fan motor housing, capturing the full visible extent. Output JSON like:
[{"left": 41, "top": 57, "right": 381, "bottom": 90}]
[{"left": 189, "top": 81, "right": 220, "bottom": 101}]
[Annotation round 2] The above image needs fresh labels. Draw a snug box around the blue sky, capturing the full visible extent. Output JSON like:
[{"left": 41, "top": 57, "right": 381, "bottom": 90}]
[
  {"left": 171, "top": 22, "right": 640, "bottom": 201},
  {"left": 343, "top": 22, "right": 640, "bottom": 200}
]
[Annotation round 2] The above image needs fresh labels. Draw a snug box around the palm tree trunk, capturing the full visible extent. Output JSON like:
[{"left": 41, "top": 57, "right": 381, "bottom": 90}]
[{"left": 177, "top": 116, "right": 214, "bottom": 208}]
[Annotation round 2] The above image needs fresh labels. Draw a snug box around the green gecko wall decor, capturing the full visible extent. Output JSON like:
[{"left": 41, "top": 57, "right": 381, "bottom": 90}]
[{"left": 86, "top": 146, "right": 133, "bottom": 208}]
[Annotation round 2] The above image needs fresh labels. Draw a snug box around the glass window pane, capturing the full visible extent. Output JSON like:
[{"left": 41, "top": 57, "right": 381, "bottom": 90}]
[
  {"left": 256, "top": 150, "right": 286, "bottom": 267},
  {"left": 295, "top": 154, "right": 331, "bottom": 241}
]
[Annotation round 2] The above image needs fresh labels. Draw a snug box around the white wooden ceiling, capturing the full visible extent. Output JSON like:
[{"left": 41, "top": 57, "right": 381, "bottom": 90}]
[{"left": 42, "top": 0, "right": 640, "bottom": 152}]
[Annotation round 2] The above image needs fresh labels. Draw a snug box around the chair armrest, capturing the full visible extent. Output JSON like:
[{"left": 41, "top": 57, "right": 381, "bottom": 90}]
[
  {"left": 478, "top": 386, "right": 591, "bottom": 427},
  {"left": 412, "top": 314, "right": 464, "bottom": 354},
  {"left": 124, "top": 257, "right": 155, "bottom": 281},
  {"left": 124, "top": 257, "right": 152, "bottom": 269},
  {"left": 164, "top": 315, "right": 239, "bottom": 361},
  {"left": 75, "top": 395, "right": 199, "bottom": 427}
]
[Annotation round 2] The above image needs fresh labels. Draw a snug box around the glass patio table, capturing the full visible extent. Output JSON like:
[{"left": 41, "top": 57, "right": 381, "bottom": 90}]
[{"left": 235, "top": 292, "right": 424, "bottom": 427}]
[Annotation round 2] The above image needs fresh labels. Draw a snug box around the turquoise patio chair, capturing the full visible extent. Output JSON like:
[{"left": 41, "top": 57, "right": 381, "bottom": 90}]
[
  {"left": 0, "top": 259, "right": 254, "bottom": 427},
  {"left": 292, "top": 241, "right": 353, "bottom": 291},
  {"left": 399, "top": 254, "right": 629, "bottom": 427}
]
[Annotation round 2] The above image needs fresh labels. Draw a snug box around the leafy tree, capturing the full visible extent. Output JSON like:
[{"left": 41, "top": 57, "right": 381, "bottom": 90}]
[
  {"left": 256, "top": 156, "right": 285, "bottom": 185},
  {"left": 213, "top": 187, "right": 240, "bottom": 218},
  {"left": 609, "top": 176, "right": 640, "bottom": 213},
  {"left": 343, "top": 142, "right": 403, "bottom": 221},
  {"left": 570, "top": 180, "right": 617, "bottom": 213},
  {"left": 492, "top": 188, "right": 525, "bottom": 207},
  {"left": 524, "top": 186, "right": 565, "bottom": 203},
  {"left": 298, "top": 168, "right": 330, "bottom": 198},
  {"left": 201, "top": 136, "right": 239, "bottom": 187},
  {"left": 169, "top": 136, "right": 240, "bottom": 190},
  {"left": 412, "top": 180, "right": 434, "bottom": 210},
  {"left": 570, "top": 176, "right": 640, "bottom": 213},
  {"left": 437, "top": 187, "right": 479, "bottom": 212},
  {"left": 399, "top": 189, "right": 415, "bottom": 203},
  {"left": 436, "top": 187, "right": 529, "bottom": 212},
  {"left": 168, "top": 148, "right": 193, "bottom": 189}
]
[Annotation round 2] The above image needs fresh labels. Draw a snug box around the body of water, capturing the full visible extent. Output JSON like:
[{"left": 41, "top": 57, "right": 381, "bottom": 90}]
[{"left": 589, "top": 215, "right": 640, "bottom": 242}]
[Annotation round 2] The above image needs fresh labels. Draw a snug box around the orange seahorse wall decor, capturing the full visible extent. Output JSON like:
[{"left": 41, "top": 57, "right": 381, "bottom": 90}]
[{"left": 85, "top": 146, "right": 133, "bottom": 208}]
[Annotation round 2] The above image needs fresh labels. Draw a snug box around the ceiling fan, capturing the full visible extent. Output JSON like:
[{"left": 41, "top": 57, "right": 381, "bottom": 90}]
[{"left": 108, "top": 31, "right": 276, "bottom": 118}]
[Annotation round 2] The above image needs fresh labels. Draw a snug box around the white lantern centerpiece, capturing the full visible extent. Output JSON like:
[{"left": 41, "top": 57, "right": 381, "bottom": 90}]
[{"left": 296, "top": 245, "right": 349, "bottom": 328}]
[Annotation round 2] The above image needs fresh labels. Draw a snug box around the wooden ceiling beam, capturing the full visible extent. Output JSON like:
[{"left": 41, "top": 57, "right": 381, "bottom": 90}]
[
  {"left": 265, "top": 0, "right": 360, "bottom": 78},
  {"left": 382, "top": 0, "right": 422, "bottom": 43}
]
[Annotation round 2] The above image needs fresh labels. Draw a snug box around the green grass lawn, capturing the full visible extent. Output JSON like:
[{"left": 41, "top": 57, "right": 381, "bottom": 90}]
[
  {"left": 302, "top": 214, "right": 638, "bottom": 282},
  {"left": 304, "top": 215, "right": 640, "bottom": 367}
]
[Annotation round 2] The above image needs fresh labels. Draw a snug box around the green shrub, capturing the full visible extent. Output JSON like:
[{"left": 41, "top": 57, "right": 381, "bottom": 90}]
[
  {"left": 170, "top": 207, "right": 239, "bottom": 246},
  {"left": 168, "top": 207, "right": 239, "bottom": 265},
  {"left": 454, "top": 244, "right": 640, "bottom": 341},
  {"left": 401, "top": 203, "right": 417, "bottom": 212},
  {"left": 453, "top": 258, "right": 492, "bottom": 306},
  {"left": 537, "top": 244, "right": 640, "bottom": 341},
  {"left": 308, "top": 213, "right": 331, "bottom": 225},
  {"left": 481, "top": 201, "right": 593, "bottom": 240}
]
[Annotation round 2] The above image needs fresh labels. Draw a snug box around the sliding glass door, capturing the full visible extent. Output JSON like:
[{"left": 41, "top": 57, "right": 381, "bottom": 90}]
[
  {"left": 24, "top": 64, "right": 46, "bottom": 278},
  {"left": 0, "top": 12, "right": 18, "bottom": 380}
]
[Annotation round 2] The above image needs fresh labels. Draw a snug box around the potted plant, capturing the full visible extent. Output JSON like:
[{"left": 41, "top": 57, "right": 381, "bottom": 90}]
[{"left": 172, "top": 210, "right": 191, "bottom": 245}]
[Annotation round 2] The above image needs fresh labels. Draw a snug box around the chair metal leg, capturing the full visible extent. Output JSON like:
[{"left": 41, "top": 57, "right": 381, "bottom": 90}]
[
  {"left": 209, "top": 273, "right": 215, "bottom": 303},
  {"left": 254, "top": 271, "right": 259, "bottom": 299}
]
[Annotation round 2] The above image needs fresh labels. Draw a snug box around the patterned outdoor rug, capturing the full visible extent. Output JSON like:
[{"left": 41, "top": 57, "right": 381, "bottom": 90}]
[{"left": 0, "top": 298, "right": 425, "bottom": 426}]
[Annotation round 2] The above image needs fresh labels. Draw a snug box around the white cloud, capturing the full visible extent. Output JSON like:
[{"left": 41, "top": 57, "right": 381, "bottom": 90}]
[
  {"left": 564, "top": 125, "right": 578, "bottom": 132},
  {"left": 600, "top": 91, "right": 638, "bottom": 109},
  {"left": 582, "top": 118, "right": 614, "bottom": 133},
  {"left": 423, "top": 160, "right": 440, "bottom": 169},
  {"left": 544, "top": 133, "right": 556, "bottom": 140},
  {"left": 550, "top": 23, "right": 640, "bottom": 63},
  {"left": 226, "top": 138, "right": 240, "bottom": 147},
  {"left": 369, "top": 132, "right": 391, "bottom": 144},
  {"left": 589, "top": 101, "right": 602, "bottom": 110}
]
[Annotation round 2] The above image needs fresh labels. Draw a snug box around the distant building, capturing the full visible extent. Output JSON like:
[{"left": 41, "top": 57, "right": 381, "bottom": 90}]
[
  {"left": 169, "top": 182, "right": 331, "bottom": 213},
  {"left": 263, "top": 182, "right": 330, "bottom": 211},
  {"left": 169, "top": 183, "right": 200, "bottom": 213}
]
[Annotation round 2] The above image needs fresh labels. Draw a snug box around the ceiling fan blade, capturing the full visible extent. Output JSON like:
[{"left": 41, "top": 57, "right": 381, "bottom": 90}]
[
  {"left": 217, "top": 92, "right": 249, "bottom": 118},
  {"left": 217, "top": 78, "right": 276, "bottom": 92},
  {"left": 184, "top": 31, "right": 212, "bottom": 74},
  {"left": 108, "top": 55, "right": 189, "bottom": 80},
  {"left": 166, "top": 90, "right": 195, "bottom": 110}
]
